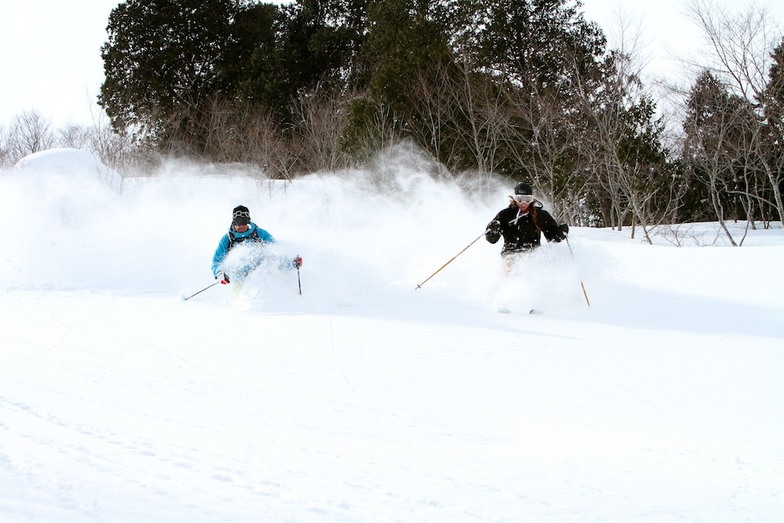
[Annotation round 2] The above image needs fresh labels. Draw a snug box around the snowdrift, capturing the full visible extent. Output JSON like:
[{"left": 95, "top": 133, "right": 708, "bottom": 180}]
[{"left": 14, "top": 147, "right": 122, "bottom": 192}]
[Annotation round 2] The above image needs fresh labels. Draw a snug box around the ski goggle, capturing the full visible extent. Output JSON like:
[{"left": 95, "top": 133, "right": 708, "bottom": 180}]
[
  {"left": 513, "top": 194, "right": 534, "bottom": 204},
  {"left": 232, "top": 210, "right": 251, "bottom": 226}
]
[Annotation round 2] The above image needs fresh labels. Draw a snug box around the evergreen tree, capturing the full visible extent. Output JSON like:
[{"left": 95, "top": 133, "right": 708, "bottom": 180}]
[
  {"left": 683, "top": 71, "right": 758, "bottom": 237},
  {"left": 759, "top": 38, "right": 784, "bottom": 222},
  {"left": 99, "top": 0, "right": 255, "bottom": 147},
  {"left": 454, "top": 0, "right": 605, "bottom": 96},
  {"left": 362, "top": 0, "right": 452, "bottom": 118},
  {"left": 342, "top": 0, "right": 454, "bottom": 156},
  {"left": 240, "top": 0, "right": 369, "bottom": 124},
  {"left": 446, "top": 0, "right": 609, "bottom": 185}
]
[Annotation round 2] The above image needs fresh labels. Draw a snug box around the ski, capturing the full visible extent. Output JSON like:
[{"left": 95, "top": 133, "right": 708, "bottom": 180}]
[{"left": 497, "top": 307, "right": 541, "bottom": 314}]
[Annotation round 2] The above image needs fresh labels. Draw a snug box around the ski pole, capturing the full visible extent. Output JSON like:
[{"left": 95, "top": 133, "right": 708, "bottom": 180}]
[
  {"left": 565, "top": 236, "right": 591, "bottom": 307},
  {"left": 297, "top": 267, "right": 302, "bottom": 295},
  {"left": 416, "top": 232, "right": 485, "bottom": 290},
  {"left": 183, "top": 281, "right": 221, "bottom": 301}
]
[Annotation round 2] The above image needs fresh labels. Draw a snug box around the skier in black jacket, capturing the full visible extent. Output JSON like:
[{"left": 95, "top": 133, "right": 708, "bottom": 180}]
[{"left": 485, "top": 182, "right": 568, "bottom": 270}]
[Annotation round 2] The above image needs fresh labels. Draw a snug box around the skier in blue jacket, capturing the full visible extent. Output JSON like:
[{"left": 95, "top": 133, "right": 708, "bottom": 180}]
[{"left": 212, "top": 205, "right": 302, "bottom": 284}]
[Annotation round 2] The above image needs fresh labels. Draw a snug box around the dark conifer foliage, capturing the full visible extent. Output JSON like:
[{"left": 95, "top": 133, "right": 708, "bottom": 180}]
[{"left": 93, "top": 0, "right": 783, "bottom": 228}]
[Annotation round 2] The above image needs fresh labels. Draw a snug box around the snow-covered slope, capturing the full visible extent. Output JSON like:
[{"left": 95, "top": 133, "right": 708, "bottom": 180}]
[{"left": 1, "top": 153, "right": 782, "bottom": 522}]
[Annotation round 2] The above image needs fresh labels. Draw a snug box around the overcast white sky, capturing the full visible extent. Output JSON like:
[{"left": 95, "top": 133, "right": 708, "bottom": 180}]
[{"left": 1, "top": 0, "right": 782, "bottom": 129}]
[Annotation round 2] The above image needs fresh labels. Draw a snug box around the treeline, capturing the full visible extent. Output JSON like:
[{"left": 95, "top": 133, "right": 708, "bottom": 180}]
[{"left": 2, "top": 0, "right": 783, "bottom": 240}]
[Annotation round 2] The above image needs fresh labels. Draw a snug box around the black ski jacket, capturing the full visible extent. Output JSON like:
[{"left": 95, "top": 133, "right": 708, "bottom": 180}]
[{"left": 485, "top": 201, "right": 565, "bottom": 256}]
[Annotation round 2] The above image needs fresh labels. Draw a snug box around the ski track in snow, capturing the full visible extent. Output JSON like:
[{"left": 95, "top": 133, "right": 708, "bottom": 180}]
[{"left": 2, "top": 279, "right": 782, "bottom": 522}]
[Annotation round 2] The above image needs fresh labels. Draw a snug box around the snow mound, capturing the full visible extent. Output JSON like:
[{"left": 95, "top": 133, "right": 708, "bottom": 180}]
[
  {"left": 0, "top": 149, "right": 125, "bottom": 287},
  {"left": 14, "top": 147, "right": 122, "bottom": 192}
]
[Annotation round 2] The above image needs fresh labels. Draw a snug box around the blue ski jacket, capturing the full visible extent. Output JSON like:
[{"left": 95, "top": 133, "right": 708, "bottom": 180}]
[{"left": 212, "top": 222, "right": 275, "bottom": 277}]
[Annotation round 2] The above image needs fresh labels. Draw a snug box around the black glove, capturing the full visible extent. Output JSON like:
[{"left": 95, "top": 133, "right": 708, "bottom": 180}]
[
  {"left": 486, "top": 220, "right": 501, "bottom": 236},
  {"left": 559, "top": 223, "right": 569, "bottom": 237},
  {"left": 485, "top": 221, "right": 501, "bottom": 243},
  {"left": 215, "top": 270, "right": 230, "bottom": 284}
]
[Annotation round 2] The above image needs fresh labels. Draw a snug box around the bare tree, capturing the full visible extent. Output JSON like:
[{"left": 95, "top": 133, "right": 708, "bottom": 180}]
[
  {"left": 686, "top": 0, "right": 784, "bottom": 224},
  {"left": 682, "top": 71, "right": 757, "bottom": 246},
  {"left": 343, "top": 95, "right": 404, "bottom": 166},
  {"left": 5, "top": 110, "right": 56, "bottom": 163},
  {"left": 685, "top": 0, "right": 779, "bottom": 102},
  {"left": 88, "top": 120, "right": 137, "bottom": 173},
  {"left": 0, "top": 125, "right": 9, "bottom": 167},
  {"left": 408, "top": 57, "right": 512, "bottom": 177},
  {"left": 58, "top": 124, "right": 92, "bottom": 149},
  {"left": 410, "top": 63, "right": 464, "bottom": 170},
  {"left": 498, "top": 79, "right": 596, "bottom": 227},
  {"left": 291, "top": 87, "right": 351, "bottom": 174},
  {"left": 572, "top": 47, "right": 680, "bottom": 243},
  {"left": 447, "top": 58, "right": 510, "bottom": 175},
  {"left": 55, "top": 120, "right": 137, "bottom": 173}
]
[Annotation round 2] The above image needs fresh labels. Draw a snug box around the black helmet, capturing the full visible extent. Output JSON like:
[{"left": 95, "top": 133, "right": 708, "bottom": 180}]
[{"left": 514, "top": 182, "right": 532, "bottom": 195}]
